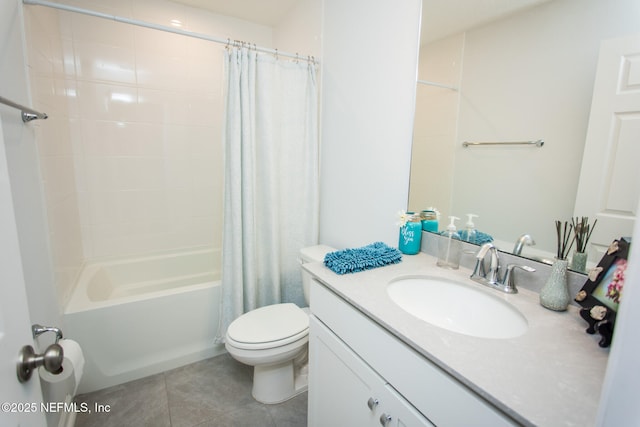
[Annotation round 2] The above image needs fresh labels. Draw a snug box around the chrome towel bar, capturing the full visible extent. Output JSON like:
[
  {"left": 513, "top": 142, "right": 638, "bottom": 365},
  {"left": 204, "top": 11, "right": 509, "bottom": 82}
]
[
  {"left": 462, "top": 139, "right": 544, "bottom": 148},
  {"left": 0, "top": 95, "right": 48, "bottom": 122}
]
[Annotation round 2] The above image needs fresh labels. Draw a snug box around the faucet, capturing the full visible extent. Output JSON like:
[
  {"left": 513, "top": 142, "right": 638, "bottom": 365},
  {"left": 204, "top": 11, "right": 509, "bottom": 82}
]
[
  {"left": 513, "top": 234, "right": 535, "bottom": 255},
  {"left": 471, "top": 243, "right": 535, "bottom": 293},
  {"left": 471, "top": 243, "right": 500, "bottom": 284}
]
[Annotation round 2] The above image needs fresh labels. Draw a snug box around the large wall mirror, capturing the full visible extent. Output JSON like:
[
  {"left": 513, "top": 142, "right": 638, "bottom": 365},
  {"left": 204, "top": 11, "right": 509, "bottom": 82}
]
[{"left": 409, "top": 0, "right": 640, "bottom": 270}]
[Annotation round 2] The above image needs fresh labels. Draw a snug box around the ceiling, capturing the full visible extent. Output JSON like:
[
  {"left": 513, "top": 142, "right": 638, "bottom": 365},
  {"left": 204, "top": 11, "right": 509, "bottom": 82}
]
[
  {"left": 420, "top": 0, "right": 553, "bottom": 44},
  {"left": 173, "top": 0, "right": 554, "bottom": 45},
  {"left": 172, "top": 0, "right": 299, "bottom": 26}
]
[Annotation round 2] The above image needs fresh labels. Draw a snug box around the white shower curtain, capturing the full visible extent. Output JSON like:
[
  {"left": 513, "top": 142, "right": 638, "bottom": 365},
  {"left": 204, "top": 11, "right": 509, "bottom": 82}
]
[{"left": 216, "top": 47, "right": 319, "bottom": 342}]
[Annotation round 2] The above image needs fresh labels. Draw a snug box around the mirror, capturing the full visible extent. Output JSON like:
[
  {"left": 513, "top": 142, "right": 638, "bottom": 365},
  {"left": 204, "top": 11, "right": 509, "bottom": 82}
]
[{"left": 409, "top": 0, "right": 639, "bottom": 268}]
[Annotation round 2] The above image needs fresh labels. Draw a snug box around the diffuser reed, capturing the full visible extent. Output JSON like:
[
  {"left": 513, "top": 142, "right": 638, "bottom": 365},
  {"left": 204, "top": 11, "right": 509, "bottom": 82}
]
[
  {"left": 555, "top": 220, "right": 575, "bottom": 260},
  {"left": 572, "top": 216, "right": 597, "bottom": 253}
]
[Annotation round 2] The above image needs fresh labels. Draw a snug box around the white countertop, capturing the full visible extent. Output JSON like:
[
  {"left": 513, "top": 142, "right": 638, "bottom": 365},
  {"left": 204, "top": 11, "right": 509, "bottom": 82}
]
[{"left": 304, "top": 252, "right": 610, "bottom": 427}]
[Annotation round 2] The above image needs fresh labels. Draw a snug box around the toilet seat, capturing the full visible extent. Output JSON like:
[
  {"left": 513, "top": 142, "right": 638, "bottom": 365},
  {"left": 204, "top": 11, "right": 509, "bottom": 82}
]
[{"left": 226, "top": 303, "right": 309, "bottom": 350}]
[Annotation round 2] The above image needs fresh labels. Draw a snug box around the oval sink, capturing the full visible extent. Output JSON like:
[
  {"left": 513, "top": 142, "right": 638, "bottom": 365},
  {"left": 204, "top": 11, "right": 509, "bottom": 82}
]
[{"left": 387, "top": 276, "right": 528, "bottom": 339}]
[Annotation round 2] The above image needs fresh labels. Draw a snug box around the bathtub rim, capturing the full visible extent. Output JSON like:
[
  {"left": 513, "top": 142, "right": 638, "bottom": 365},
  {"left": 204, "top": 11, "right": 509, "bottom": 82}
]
[{"left": 65, "top": 246, "right": 221, "bottom": 314}]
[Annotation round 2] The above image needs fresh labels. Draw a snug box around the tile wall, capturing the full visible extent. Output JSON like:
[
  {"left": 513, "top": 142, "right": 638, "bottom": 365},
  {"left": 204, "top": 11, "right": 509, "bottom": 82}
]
[{"left": 23, "top": 0, "right": 274, "bottom": 308}]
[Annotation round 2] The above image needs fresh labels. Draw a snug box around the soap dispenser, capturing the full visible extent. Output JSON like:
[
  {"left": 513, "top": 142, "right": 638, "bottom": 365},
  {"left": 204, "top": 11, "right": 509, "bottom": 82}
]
[
  {"left": 437, "top": 216, "right": 462, "bottom": 269},
  {"left": 463, "top": 214, "right": 478, "bottom": 244}
]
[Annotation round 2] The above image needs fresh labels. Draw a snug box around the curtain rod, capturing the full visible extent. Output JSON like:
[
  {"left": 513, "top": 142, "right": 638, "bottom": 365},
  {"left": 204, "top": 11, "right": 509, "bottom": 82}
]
[
  {"left": 23, "top": 0, "right": 317, "bottom": 64},
  {"left": 0, "top": 95, "right": 48, "bottom": 122}
]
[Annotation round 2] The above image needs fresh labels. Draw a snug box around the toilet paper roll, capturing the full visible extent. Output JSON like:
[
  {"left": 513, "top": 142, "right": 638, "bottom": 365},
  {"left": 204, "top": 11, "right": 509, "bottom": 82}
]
[{"left": 39, "top": 339, "right": 85, "bottom": 398}]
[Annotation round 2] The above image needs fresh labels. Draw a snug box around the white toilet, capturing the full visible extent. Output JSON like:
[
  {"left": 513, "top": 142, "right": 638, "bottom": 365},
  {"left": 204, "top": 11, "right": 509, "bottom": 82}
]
[{"left": 225, "top": 245, "right": 334, "bottom": 404}]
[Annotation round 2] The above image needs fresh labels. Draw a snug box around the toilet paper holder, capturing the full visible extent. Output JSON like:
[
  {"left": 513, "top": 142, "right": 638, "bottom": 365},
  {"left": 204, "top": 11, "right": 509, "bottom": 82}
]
[
  {"left": 32, "top": 323, "right": 64, "bottom": 343},
  {"left": 16, "top": 324, "right": 65, "bottom": 383}
]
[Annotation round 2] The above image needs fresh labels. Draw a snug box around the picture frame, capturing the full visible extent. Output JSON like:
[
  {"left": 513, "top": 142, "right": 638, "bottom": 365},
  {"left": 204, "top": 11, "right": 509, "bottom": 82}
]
[{"left": 574, "top": 237, "right": 630, "bottom": 348}]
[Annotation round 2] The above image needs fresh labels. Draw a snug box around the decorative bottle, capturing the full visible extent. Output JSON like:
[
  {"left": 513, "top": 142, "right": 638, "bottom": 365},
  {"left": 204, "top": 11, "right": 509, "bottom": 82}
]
[
  {"left": 463, "top": 214, "right": 478, "bottom": 244},
  {"left": 398, "top": 213, "right": 422, "bottom": 255}
]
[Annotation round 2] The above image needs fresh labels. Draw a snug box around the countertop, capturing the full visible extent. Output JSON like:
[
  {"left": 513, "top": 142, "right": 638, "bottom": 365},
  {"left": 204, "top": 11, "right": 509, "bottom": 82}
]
[{"left": 304, "top": 252, "right": 610, "bottom": 427}]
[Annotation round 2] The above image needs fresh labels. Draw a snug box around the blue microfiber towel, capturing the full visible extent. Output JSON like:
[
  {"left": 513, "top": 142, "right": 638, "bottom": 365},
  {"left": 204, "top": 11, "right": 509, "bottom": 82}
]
[
  {"left": 458, "top": 230, "right": 494, "bottom": 245},
  {"left": 324, "top": 242, "right": 402, "bottom": 275}
]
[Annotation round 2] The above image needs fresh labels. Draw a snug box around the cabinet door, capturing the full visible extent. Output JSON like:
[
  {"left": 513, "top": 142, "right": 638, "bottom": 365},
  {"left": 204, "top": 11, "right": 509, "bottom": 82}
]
[
  {"left": 309, "top": 316, "right": 385, "bottom": 426},
  {"left": 309, "top": 316, "right": 433, "bottom": 427}
]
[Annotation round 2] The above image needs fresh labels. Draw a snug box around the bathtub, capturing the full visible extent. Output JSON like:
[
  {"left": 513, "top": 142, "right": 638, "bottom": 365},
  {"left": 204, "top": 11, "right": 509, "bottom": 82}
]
[{"left": 64, "top": 247, "right": 226, "bottom": 394}]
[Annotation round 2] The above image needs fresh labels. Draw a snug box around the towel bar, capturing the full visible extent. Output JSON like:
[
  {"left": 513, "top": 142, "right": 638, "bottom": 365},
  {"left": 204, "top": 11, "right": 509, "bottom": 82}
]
[{"left": 462, "top": 139, "right": 544, "bottom": 148}]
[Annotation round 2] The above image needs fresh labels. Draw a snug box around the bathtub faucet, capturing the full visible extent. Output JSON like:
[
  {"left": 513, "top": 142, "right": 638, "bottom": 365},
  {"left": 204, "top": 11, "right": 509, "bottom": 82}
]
[
  {"left": 513, "top": 234, "right": 535, "bottom": 255},
  {"left": 32, "top": 324, "right": 64, "bottom": 343}
]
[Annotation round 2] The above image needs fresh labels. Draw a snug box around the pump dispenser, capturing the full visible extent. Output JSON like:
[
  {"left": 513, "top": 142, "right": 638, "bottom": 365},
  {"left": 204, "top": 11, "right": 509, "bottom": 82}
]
[
  {"left": 463, "top": 214, "right": 478, "bottom": 244},
  {"left": 437, "top": 216, "right": 462, "bottom": 269}
]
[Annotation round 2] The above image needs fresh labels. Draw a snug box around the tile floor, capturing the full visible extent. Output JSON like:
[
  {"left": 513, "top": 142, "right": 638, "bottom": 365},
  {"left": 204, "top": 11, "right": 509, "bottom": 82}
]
[{"left": 74, "top": 353, "right": 308, "bottom": 427}]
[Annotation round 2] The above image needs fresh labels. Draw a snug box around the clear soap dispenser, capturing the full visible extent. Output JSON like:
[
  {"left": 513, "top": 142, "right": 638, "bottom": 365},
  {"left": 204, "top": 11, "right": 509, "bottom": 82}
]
[
  {"left": 463, "top": 214, "right": 478, "bottom": 244},
  {"left": 437, "top": 216, "right": 462, "bottom": 269}
]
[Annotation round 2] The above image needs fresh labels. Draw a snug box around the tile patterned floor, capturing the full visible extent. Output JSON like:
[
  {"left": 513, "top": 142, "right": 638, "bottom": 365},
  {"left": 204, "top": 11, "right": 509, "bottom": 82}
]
[{"left": 74, "top": 353, "right": 308, "bottom": 427}]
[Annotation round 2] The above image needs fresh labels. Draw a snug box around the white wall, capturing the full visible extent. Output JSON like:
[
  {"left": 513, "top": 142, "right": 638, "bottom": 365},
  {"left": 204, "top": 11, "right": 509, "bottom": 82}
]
[
  {"left": 273, "top": 0, "right": 322, "bottom": 59},
  {"left": 408, "top": 34, "right": 464, "bottom": 220},
  {"left": 1, "top": 0, "right": 59, "bottom": 332},
  {"left": 319, "top": 0, "right": 422, "bottom": 249}
]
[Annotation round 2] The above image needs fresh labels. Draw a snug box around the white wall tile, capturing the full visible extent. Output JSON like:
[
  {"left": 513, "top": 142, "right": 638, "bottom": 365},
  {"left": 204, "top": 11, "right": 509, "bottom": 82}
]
[
  {"left": 74, "top": 41, "right": 136, "bottom": 84},
  {"left": 26, "top": 0, "right": 276, "bottom": 263}
]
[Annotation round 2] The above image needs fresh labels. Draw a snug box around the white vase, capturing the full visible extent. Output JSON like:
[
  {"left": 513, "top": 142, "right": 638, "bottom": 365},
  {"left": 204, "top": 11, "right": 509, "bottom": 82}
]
[{"left": 540, "top": 258, "right": 570, "bottom": 311}]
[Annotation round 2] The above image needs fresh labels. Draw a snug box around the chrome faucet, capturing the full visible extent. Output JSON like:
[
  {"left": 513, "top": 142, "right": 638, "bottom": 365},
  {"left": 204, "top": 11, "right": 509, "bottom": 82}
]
[
  {"left": 471, "top": 243, "right": 535, "bottom": 293},
  {"left": 513, "top": 234, "right": 535, "bottom": 255},
  {"left": 471, "top": 243, "right": 500, "bottom": 284}
]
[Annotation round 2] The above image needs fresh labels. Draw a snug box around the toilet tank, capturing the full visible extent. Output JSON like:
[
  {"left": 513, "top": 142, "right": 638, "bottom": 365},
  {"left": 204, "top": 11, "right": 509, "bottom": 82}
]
[{"left": 300, "top": 245, "right": 335, "bottom": 305}]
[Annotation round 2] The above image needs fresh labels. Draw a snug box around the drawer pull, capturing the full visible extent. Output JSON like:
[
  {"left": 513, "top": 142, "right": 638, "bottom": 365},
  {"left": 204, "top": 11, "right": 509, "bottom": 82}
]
[
  {"left": 379, "top": 413, "right": 392, "bottom": 426},
  {"left": 367, "top": 397, "right": 379, "bottom": 410}
]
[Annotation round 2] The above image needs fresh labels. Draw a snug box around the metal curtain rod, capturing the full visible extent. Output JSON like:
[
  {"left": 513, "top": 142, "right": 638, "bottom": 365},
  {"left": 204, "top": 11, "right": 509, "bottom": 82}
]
[
  {"left": 23, "top": 0, "right": 317, "bottom": 64},
  {"left": 462, "top": 139, "right": 544, "bottom": 148},
  {"left": 0, "top": 95, "right": 48, "bottom": 122},
  {"left": 417, "top": 79, "right": 458, "bottom": 91}
]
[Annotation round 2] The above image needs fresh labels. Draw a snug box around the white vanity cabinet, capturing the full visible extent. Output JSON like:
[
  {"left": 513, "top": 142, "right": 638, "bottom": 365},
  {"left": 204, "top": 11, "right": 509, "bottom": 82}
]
[
  {"left": 309, "top": 315, "right": 433, "bottom": 426},
  {"left": 309, "top": 278, "right": 518, "bottom": 427}
]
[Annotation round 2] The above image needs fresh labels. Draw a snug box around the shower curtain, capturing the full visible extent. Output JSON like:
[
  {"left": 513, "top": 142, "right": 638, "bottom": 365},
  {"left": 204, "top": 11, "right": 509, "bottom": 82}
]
[{"left": 216, "top": 46, "right": 319, "bottom": 342}]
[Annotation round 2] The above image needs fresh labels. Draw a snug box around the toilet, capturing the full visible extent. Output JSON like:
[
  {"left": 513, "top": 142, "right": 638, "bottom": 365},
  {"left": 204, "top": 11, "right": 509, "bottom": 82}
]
[{"left": 225, "top": 245, "right": 334, "bottom": 404}]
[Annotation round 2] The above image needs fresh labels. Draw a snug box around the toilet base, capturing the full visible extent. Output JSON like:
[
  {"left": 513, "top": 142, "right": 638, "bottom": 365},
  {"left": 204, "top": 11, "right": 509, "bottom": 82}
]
[{"left": 252, "top": 359, "right": 308, "bottom": 404}]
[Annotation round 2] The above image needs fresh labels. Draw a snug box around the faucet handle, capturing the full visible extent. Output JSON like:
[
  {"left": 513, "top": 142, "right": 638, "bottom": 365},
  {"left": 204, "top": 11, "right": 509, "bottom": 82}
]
[{"left": 500, "top": 264, "right": 535, "bottom": 294}]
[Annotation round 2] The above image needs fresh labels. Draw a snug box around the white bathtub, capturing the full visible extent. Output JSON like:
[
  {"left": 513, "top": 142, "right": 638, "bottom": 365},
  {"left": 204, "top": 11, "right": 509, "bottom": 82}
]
[{"left": 64, "top": 247, "right": 226, "bottom": 394}]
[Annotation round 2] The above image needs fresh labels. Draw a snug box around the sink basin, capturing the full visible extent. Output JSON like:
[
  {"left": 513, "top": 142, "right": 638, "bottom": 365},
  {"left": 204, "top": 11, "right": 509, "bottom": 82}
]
[{"left": 387, "top": 276, "right": 528, "bottom": 339}]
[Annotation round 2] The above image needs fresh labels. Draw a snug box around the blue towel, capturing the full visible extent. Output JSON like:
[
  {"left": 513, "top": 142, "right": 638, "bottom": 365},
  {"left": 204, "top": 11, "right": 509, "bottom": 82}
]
[
  {"left": 324, "top": 242, "right": 402, "bottom": 275},
  {"left": 458, "top": 230, "right": 494, "bottom": 245}
]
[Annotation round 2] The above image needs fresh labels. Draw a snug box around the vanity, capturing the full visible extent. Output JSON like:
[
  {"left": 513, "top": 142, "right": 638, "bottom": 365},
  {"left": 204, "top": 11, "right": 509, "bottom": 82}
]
[{"left": 304, "top": 252, "right": 609, "bottom": 426}]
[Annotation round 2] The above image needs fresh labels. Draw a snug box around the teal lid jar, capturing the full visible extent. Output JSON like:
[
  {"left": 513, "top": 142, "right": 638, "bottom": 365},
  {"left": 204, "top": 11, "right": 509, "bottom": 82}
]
[
  {"left": 399, "top": 213, "right": 422, "bottom": 255},
  {"left": 420, "top": 210, "right": 439, "bottom": 232}
]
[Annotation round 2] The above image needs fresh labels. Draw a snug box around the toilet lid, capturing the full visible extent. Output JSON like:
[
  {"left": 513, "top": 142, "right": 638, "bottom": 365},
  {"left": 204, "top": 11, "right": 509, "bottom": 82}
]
[{"left": 226, "top": 303, "right": 309, "bottom": 347}]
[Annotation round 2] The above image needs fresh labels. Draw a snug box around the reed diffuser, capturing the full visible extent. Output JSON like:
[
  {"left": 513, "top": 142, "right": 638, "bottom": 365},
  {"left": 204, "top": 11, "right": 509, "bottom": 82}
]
[
  {"left": 541, "top": 220, "right": 575, "bottom": 311},
  {"left": 570, "top": 216, "right": 596, "bottom": 272},
  {"left": 573, "top": 216, "right": 597, "bottom": 251},
  {"left": 554, "top": 220, "right": 575, "bottom": 260}
]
